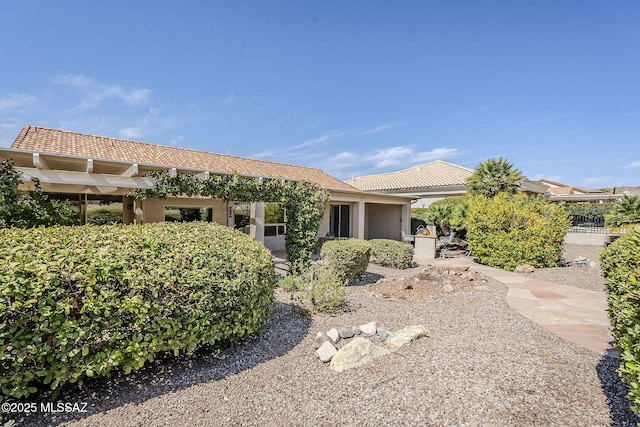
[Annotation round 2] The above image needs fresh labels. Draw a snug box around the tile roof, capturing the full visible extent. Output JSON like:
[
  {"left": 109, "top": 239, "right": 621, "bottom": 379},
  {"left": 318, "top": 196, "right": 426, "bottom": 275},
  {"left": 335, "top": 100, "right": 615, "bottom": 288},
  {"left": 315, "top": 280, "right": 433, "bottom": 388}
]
[
  {"left": 11, "top": 126, "right": 359, "bottom": 192},
  {"left": 346, "top": 160, "right": 474, "bottom": 192}
]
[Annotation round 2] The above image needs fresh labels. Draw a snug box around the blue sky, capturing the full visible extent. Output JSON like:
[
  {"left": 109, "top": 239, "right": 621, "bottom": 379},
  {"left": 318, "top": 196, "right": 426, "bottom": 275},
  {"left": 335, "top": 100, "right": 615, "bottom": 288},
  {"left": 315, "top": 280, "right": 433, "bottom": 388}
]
[{"left": 1, "top": 1, "right": 639, "bottom": 188}]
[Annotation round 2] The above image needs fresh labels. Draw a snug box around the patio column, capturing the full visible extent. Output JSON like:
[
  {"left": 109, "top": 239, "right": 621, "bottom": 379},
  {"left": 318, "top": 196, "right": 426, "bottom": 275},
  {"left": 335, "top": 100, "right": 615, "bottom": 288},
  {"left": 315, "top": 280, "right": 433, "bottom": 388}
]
[
  {"left": 402, "top": 201, "right": 411, "bottom": 234},
  {"left": 354, "top": 201, "right": 365, "bottom": 240},
  {"left": 250, "top": 202, "right": 265, "bottom": 244}
]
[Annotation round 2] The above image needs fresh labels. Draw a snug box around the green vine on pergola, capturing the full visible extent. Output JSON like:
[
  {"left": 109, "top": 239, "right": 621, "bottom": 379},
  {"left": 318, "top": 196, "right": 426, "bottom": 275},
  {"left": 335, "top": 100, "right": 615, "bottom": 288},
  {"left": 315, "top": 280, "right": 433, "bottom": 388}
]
[{"left": 133, "top": 170, "right": 330, "bottom": 274}]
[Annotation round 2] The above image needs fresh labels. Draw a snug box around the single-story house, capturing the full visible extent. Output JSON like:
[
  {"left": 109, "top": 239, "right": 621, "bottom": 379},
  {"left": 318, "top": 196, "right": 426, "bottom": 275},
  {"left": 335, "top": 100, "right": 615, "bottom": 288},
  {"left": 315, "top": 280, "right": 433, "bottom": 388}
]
[
  {"left": 346, "top": 160, "right": 547, "bottom": 207},
  {"left": 1, "top": 126, "right": 413, "bottom": 251},
  {"left": 537, "top": 179, "right": 624, "bottom": 203}
]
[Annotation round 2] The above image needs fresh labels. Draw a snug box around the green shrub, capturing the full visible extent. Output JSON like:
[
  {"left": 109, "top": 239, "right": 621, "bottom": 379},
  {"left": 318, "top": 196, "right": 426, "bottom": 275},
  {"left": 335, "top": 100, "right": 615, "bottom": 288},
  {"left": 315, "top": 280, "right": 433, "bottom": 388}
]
[
  {"left": 320, "top": 239, "right": 371, "bottom": 282},
  {"left": 280, "top": 263, "right": 347, "bottom": 314},
  {"left": 466, "top": 193, "right": 571, "bottom": 270},
  {"left": 563, "top": 202, "right": 613, "bottom": 221},
  {"left": 0, "top": 222, "right": 275, "bottom": 400},
  {"left": 369, "top": 239, "right": 414, "bottom": 269},
  {"left": 412, "top": 196, "right": 469, "bottom": 237},
  {"left": 600, "top": 226, "right": 640, "bottom": 415}
]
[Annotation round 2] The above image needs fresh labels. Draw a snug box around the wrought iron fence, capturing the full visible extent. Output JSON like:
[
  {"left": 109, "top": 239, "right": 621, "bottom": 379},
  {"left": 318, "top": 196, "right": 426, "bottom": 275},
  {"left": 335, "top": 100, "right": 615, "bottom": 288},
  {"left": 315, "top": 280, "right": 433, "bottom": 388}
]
[{"left": 569, "top": 214, "right": 609, "bottom": 234}]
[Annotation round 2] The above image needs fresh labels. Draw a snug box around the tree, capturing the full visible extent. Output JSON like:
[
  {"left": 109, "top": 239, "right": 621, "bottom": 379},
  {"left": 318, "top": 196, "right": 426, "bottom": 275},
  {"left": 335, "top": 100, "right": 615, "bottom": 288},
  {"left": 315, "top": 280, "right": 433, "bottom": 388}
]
[
  {"left": 605, "top": 195, "right": 640, "bottom": 230},
  {"left": 0, "top": 159, "right": 78, "bottom": 228},
  {"left": 467, "top": 157, "right": 525, "bottom": 198}
]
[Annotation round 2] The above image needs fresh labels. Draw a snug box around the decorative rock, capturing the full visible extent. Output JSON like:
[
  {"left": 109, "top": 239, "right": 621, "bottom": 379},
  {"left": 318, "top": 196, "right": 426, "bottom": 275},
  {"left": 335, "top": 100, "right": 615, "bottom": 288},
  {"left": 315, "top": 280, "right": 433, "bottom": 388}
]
[
  {"left": 316, "top": 341, "right": 338, "bottom": 362},
  {"left": 329, "top": 337, "right": 391, "bottom": 372},
  {"left": 359, "top": 321, "right": 377, "bottom": 335},
  {"left": 384, "top": 325, "right": 428, "bottom": 352},
  {"left": 338, "top": 327, "right": 355, "bottom": 339},
  {"left": 314, "top": 331, "right": 330, "bottom": 349},
  {"left": 351, "top": 326, "right": 362, "bottom": 336},
  {"left": 377, "top": 327, "right": 390, "bottom": 340},
  {"left": 467, "top": 271, "right": 480, "bottom": 281},
  {"left": 327, "top": 328, "right": 340, "bottom": 344},
  {"left": 515, "top": 264, "right": 535, "bottom": 274}
]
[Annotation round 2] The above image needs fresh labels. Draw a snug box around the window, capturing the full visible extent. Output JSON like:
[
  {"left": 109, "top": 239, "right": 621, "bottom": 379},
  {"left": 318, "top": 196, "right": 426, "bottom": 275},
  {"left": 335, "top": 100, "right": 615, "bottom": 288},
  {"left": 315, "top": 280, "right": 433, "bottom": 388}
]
[{"left": 164, "top": 207, "right": 213, "bottom": 222}]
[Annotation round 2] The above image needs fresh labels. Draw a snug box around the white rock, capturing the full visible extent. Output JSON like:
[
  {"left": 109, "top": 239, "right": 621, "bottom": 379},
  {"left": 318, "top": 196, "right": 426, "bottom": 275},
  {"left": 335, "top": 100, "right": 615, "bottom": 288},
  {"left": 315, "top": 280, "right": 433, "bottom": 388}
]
[
  {"left": 316, "top": 341, "right": 337, "bottom": 362},
  {"left": 359, "top": 321, "right": 377, "bottom": 335},
  {"left": 329, "top": 337, "right": 391, "bottom": 372},
  {"left": 327, "top": 328, "right": 340, "bottom": 344},
  {"left": 313, "top": 331, "right": 330, "bottom": 349},
  {"left": 384, "top": 325, "right": 428, "bottom": 352}
]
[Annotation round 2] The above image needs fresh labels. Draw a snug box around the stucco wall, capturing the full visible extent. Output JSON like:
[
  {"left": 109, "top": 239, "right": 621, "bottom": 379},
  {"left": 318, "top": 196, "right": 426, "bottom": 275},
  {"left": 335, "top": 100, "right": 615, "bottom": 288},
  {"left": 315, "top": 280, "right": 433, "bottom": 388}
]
[{"left": 365, "top": 204, "right": 402, "bottom": 240}]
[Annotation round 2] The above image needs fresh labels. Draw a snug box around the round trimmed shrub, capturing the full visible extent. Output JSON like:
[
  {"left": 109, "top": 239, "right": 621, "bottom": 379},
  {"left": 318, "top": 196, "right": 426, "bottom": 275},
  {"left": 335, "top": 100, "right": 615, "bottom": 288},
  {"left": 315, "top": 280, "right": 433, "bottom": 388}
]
[
  {"left": 320, "top": 239, "right": 371, "bottom": 282},
  {"left": 369, "top": 239, "right": 414, "bottom": 269},
  {"left": 600, "top": 226, "right": 640, "bottom": 415},
  {"left": 466, "top": 193, "right": 571, "bottom": 270},
  {"left": 0, "top": 222, "right": 275, "bottom": 399}
]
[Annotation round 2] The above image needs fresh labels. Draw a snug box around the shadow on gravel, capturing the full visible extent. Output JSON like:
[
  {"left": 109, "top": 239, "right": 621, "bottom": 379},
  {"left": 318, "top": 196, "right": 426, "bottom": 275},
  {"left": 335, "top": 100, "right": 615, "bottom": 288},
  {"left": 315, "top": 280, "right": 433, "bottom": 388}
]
[
  {"left": 597, "top": 349, "right": 640, "bottom": 426},
  {"left": 10, "top": 301, "right": 311, "bottom": 427}
]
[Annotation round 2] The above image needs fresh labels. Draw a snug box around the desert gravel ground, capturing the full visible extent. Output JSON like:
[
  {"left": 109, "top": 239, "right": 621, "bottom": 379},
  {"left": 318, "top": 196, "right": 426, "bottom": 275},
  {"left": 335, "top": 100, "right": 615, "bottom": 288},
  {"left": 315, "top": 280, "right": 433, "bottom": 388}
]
[{"left": 9, "top": 244, "right": 639, "bottom": 427}]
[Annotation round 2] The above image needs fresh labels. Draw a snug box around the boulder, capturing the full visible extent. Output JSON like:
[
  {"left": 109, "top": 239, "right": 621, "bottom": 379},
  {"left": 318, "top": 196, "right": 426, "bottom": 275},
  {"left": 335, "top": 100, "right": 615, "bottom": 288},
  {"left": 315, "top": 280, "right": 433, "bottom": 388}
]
[
  {"left": 384, "top": 325, "right": 428, "bottom": 352},
  {"left": 515, "top": 264, "right": 535, "bottom": 274},
  {"left": 316, "top": 341, "right": 338, "bottom": 362},
  {"left": 360, "top": 321, "right": 377, "bottom": 335},
  {"left": 329, "top": 337, "right": 391, "bottom": 372}
]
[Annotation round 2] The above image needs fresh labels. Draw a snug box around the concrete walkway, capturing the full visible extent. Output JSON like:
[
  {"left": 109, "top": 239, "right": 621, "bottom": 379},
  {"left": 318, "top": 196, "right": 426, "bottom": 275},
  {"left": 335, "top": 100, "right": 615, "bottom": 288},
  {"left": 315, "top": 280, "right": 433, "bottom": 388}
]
[{"left": 425, "top": 257, "right": 613, "bottom": 354}]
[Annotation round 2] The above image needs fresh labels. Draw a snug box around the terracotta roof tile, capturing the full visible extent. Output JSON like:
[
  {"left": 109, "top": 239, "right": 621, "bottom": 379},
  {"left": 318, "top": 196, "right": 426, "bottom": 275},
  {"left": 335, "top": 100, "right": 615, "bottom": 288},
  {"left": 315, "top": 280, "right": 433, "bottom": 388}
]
[
  {"left": 11, "top": 126, "right": 359, "bottom": 192},
  {"left": 346, "top": 160, "right": 473, "bottom": 192}
]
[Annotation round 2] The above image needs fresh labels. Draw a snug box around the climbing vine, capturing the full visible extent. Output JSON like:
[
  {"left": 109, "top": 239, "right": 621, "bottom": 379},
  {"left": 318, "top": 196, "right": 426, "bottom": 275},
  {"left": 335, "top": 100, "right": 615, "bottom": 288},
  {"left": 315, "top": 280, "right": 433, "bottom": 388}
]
[{"left": 134, "top": 170, "right": 329, "bottom": 273}]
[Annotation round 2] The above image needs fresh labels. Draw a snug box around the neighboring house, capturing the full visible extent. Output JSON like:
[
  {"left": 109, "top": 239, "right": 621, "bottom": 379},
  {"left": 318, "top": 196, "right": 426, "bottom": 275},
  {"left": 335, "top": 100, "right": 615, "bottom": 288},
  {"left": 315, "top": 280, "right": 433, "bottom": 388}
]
[
  {"left": 346, "top": 160, "right": 546, "bottom": 207},
  {"left": 537, "top": 178, "right": 622, "bottom": 203},
  {"left": 1, "top": 126, "right": 413, "bottom": 250},
  {"left": 346, "top": 160, "right": 473, "bottom": 208}
]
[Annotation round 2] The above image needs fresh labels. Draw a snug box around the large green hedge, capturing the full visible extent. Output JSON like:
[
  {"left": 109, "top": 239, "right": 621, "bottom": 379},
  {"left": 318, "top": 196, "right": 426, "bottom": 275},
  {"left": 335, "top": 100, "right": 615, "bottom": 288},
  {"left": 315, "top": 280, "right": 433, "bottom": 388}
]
[
  {"left": 466, "top": 193, "right": 571, "bottom": 270},
  {"left": 369, "top": 239, "right": 414, "bottom": 269},
  {"left": 600, "top": 226, "right": 640, "bottom": 415},
  {"left": 0, "top": 222, "right": 275, "bottom": 399},
  {"left": 320, "top": 239, "right": 371, "bottom": 282}
]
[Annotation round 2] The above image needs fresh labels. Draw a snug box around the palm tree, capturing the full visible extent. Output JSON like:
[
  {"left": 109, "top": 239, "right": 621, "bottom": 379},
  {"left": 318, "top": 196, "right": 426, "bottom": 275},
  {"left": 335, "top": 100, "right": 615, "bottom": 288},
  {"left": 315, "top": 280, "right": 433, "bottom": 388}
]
[
  {"left": 605, "top": 195, "right": 640, "bottom": 230},
  {"left": 467, "top": 157, "right": 525, "bottom": 198}
]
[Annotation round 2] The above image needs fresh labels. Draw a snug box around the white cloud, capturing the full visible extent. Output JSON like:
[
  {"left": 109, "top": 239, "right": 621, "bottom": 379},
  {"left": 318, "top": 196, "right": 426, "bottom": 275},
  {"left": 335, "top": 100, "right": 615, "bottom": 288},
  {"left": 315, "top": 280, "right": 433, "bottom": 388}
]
[
  {"left": 368, "top": 146, "right": 459, "bottom": 168},
  {"left": 0, "top": 94, "right": 38, "bottom": 111},
  {"left": 359, "top": 123, "right": 399, "bottom": 136},
  {"left": 51, "top": 74, "right": 151, "bottom": 107},
  {"left": 625, "top": 161, "right": 640, "bottom": 168},
  {"left": 290, "top": 129, "right": 343, "bottom": 150},
  {"left": 119, "top": 127, "right": 144, "bottom": 139}
]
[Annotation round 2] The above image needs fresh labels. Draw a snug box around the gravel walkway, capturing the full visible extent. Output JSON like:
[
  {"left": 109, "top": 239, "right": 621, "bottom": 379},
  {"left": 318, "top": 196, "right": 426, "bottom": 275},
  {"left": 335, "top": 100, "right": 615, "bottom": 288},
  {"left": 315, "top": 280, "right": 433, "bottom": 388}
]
[{"left": 9, "top": 245, "right": 639, "bottom": 427}]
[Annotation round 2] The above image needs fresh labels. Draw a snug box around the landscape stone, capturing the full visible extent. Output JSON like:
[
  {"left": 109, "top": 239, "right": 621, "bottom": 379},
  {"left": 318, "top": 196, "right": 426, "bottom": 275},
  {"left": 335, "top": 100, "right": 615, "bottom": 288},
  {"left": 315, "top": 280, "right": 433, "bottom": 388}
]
[
  {"left": 360, "top": 321, "right": 377, "bottom": 335},
  {"left": 338, "top": 327, "right": 355, "bottom": 339},
  {"left": 384, "top": 325, "right": 428, "bottom": 352},
  {"left": 377, "top": 327, "right": 390, "bottom": 340},
  {"left": 515, "top": 264, "right": 535, "bottom": 274},
  {"left": 329, "top": 337, "right": 391, "bottom": 372},
  {"left": 351, "top": 326, "right": 362, "bottom": 336},
  {"left": 467, "top": 271, "right": 480, "bottom": 281},
  {"left": 316, "top": 341, "right": 338, "bottom": 362},
  {"left": 314, "top": 331, "right": 330, "bottom": 349},
  {"left": 327, "top": 328, "right": 340, "bottom": 344}
]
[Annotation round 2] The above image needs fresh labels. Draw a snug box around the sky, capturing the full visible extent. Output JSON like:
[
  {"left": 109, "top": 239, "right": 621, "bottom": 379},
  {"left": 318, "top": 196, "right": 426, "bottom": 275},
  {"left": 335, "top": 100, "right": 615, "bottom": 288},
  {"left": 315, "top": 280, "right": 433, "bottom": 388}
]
[{"left": 0, "top": 1, "right": 639, "bottom": 189}]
